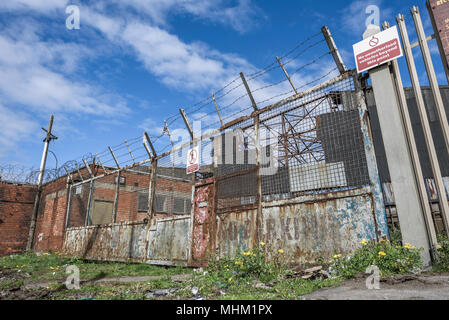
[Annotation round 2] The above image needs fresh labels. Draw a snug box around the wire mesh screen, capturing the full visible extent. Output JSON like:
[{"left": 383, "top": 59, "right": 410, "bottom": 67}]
[
  {"left": 116, "top": 167, "right": 151, "bottom": 222},
  {"left": 153, "top": 148, "right": 193, "bottom": 216},
  {"left": 89, "top": 173, "right": 116, "bottom": 225},
  {"left": 67, "top": 182, "right": 90, "bottom": 228},
  {"left": 214, "top": 75, "right": 370, "bottom": 209}
]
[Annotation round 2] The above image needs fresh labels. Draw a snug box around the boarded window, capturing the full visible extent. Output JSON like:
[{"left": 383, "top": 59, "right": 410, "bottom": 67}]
[
  {"left": 90, "top": 200, "right": 114, "bottom": 225},
  {"left": 138, "top": 193, "right": 149, "bottom": 212},
  {"left": 174, "top": 197, "right": 185, "bottom": 214},
  {"left": 154, "top": 194, "right": 166, "bottom": 212}
]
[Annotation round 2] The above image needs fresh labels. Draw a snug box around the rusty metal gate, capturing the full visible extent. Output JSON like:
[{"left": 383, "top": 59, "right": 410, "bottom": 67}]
[{"left": 191, "top": 178, "right": 216, "bottom": 265}]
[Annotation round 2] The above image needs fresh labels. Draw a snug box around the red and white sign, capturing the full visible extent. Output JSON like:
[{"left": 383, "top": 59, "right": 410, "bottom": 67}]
[
  {"left": 353, "top": 26, "right": 403, "bottom": 73},
  {"left": 186, "top": 146, "right": 199, "bottom": 174}
]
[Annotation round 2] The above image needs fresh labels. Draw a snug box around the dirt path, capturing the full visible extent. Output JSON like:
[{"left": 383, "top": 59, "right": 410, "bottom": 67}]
[{"left": 302, "top": 273, "right": 449, "bottom": 300}]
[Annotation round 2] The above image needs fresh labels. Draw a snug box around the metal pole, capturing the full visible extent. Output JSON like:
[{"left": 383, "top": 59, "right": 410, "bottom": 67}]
[
  {"left": 82, "top": 159, "right": 94, "bottom": 178},
  {"left": 180, "top": 108, "right": 194, "bottom": 140},
  {"left": 410, "top": 7, "right": 449, "bottom": 235},
  {"left": 124, "top": 140, "right": 136, "bottom": 164},
  {"left": 412, "top": 6, "right": 449, "bottom": 165},
  {"left": 276, "top": 56, "right": 298, "bottom": 94},
  {"left": 321, "top": 26, "right": 347, "bottom": 74},
  {"left": 85, "top": 180, "right": 94, "bottom": 226},
  {"left": 108, "top": 146, "right": 121, "bottom": 169},
  {"left": 143, "top": 132, "right": 156, "bottom": 158},
  {"left": 240, "top": 71, "right": 262, "bottom": 246},
  {"left": 386, "top": 15, "right": 436, "bottom": 252},
  {"left": 65, "top": 184, "right": 72, "bottom": 229},
  {"left": 211, "top": 93, "right": 224, "bottom": 127},
  {"left": 240, "top": 72, "right": 258, "bottom": 111},
  {"left": 366, "top": 25, "right": 432, "bottom": 266},
  {"left": 27, "top": 115, "right": 56, "bottom": 250},
  {"left": 113, "top": 171, "right": 120, "bottom": 223}
]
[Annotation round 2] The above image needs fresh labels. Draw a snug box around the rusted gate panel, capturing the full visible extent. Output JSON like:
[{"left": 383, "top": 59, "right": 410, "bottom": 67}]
[
  {"left": 62, "top": 221, "right": 147, "bottom": 262},
  {"left": 261, "top": 186, "right": 377, "bottom": 264},
  {"left": 191, "top": 178, "right": 216, "bottom": 265},
  {"left": 146, "top": 215, "right": 190, "bottom": 266},
  {"left": 214, "top": 187, "right": 378, "bottom": 264},
  {"left": 216, "top": 208, "right": 258, "bottom": 259}
]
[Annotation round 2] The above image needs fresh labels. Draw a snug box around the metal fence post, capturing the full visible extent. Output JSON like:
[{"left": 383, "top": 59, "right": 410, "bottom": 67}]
[
  {"left": 240, "top": 72, "right": 262, "bottom": 247},
  {"left": 365, "top": 25, "right": 432, "bottom": 266},
  {"left": 355, "top": 77, "right": 389, "bottom": 240},
  {"left": 396, "top": 16, "right": 446, "bottom": 245}
]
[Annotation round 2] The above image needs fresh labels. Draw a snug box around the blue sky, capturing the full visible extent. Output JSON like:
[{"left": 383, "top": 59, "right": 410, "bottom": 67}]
[{"left": 0, "top": 0, "right": 445, "bottom": 173}]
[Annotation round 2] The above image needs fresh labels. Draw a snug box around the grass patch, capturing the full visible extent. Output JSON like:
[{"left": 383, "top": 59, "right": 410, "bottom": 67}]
[
  {"left": 434, "top": 234, "right": 449, "bottom": 272},
  {"left": 0, "top": 251, "right": 191, "bottom": 284},
  {"left": 328, "top": 239, "right": 423, "bottom": 279}
]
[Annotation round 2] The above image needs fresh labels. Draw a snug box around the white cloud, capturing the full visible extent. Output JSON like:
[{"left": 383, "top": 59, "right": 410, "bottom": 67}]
[
  {"left": 110, "top": 0, "right": 263, "bottom": 33},
  {"left": 0, "top": 32, "right": 129, "bottom": 116},
  {"left": 0, "top": 0, "right": 68, "bottom": 13},
  {"left": 0, "top": 103, "right": 38, "bottom": 157},
  {"left": 340, "top": 0, "right": 393, "bottom": 38}
]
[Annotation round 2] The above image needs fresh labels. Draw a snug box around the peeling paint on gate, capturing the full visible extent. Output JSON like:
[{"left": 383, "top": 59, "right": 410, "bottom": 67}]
[
  {"left": 62, "top": 221, "right": 147, "bottom": 262},
  {"left": 146, "top": 215, "right": 190, "bottom": 266},
  {"left": 215, "top": 187, "right": 379, "bottom": 264}
]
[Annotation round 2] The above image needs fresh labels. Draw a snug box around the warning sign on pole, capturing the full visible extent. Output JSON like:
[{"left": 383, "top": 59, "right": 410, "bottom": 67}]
[
  {"left": 353, "top": 26, "right": 403, "bottom": 73},
  {"left": 186, "top": 146, "right": 199, "bottom": 175}
]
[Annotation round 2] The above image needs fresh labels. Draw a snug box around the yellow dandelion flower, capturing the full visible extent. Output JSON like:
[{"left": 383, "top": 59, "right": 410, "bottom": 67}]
[
  {"left": 378, "top": 251, "right": 386, "bottom": 257},
  {"left": 437, "top": 244, "right": 442, "bottom": 250},
  {"left": 278, "top": 249, "right": 284, "bottom": 254},
  {"left": 360, "top": 239, "right": 368, "bottom": 245},
  {"left": 333, "top": 254, "right": 342, "bottom": 259},
  {"left": 260, "top": 242, "right": 265, "bottom": 246},
  {"left": 228, "top": 277, "right": 232, "bottom": 282}
]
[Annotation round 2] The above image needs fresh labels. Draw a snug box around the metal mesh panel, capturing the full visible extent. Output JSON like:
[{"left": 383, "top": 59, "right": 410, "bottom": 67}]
[
  {"left": 67, "top": 182, "right": 90, "bottom": 228},
  {"left": 214, "top": 75, "right": 370, "bottom": 208},
  {"left": 116, "top": 166, "right": 151, "bottom": 222},
  {"left": 89, "top": 174, "right": 115, "bottom": 225},
  {"left": 153, "top": 147, "right": 193, "bottom": 216}
]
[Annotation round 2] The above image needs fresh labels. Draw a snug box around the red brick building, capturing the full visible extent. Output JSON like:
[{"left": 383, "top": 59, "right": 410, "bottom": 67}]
[
  {"left": 0, "top": 165, "right": 192, "bottom": 256},
  {"left": 0, "top": 182, "right": 37, "bottom": 256}
]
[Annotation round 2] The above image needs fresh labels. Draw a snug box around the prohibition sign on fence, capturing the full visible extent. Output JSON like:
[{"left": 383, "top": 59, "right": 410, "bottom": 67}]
[{"left": 186, "top": 146, "right": 199, "bottom": 174}]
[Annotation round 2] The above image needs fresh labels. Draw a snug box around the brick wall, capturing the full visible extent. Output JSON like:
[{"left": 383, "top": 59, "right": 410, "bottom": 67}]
[
  {"left": 0, "top": 165, "right": 193, "bottom": 256},
  {"left": 33, "top": 176, "right": 69, "bottom": 252},
  {"left": 0, "top": 182, "right": 37, "bottom": 256}
]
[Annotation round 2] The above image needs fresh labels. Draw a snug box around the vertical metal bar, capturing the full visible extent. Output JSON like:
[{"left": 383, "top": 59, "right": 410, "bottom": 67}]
[
  {"left": 276, "top": 56, "right": 298, "bottom": 94},
  {"left": 113, "top": 171, "right": 120, "bottom": 223},
  {"left": 147, "top": 159, "right": 158, "bottom": 219},
  {"left": 240, "top": 71, "right": 262, "bottom": 246},
  {"left": 65, "top": 184, "right": 72, "bottom": 229},
  {"left": 27, "top": 115, "right": 56, "bottom": 250},
  {"left": 108, "top": 146, "right": 121, "bottom": 169},
  {"left": 211, "top": 93, "right": 224, "bottom": 127},
  {"left": 394, "top": 17, "right": 441, "bottom": 249},
  {"left": 85, "top": 180, "right": 94, "bottom": 226},
  {"left": 321, "top": 26, "right": 347, "bottom": 74},
  {"left": 412, "top": 6, "right": 449, "bottom": 165},
  {"left": 401, "top": 11, "right": 449, "bottom": 236}
]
